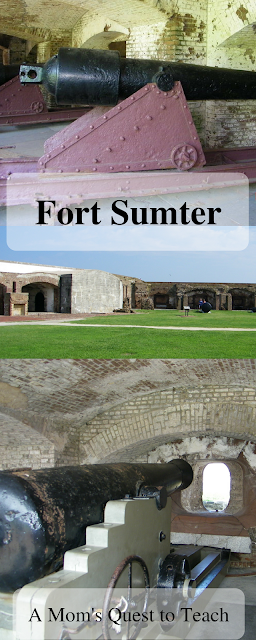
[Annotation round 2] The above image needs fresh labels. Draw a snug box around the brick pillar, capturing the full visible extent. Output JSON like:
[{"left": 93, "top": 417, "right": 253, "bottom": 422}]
[
  {"left": 220, "top": 294, "right": 227, "bottom": 310},
  {"left": 183, "top": 294, "right": 188, "bottom": 307},
  {"left": 177, "top": 294, "right": 182, "bottom": 310},
  {"left": 215, "top": 294, "right": 220, "bottom": 310},
  {"left": 123, "top": 282, "right": 131, "bottom": 311},
  {"left": 228, "top": 293, "right": 232, "bottom": 311},
  {"left": 37, "top": 42, "right": 52, "bottom": 63},
  {"left": 4, "top": 293, "right": 10, "bottom": 315},
  {"left": 131, "top": 283, "right": 136, "bottom": 309}
]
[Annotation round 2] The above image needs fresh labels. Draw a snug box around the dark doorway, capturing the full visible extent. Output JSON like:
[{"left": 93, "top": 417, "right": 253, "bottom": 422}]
[
  {"left": 231, "top": 292, "right": 254, "bottom": 310},
  {"left": 35, "top": 291, "right": 45, "bottom": 312},
  {"left": 188, "top": 291, "right": 216, "bottom": 310},
  {"left": 154, "top": 294, "right": 169, "bottom": 309},
  {"left": 109, "top": 41, "right": 126, "bottom": 57},
  {"left": 0, "top": 284, "right": 5, "bottom": 315}
]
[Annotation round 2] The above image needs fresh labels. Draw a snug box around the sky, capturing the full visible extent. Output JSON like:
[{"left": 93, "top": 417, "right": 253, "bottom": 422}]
[
  {"left": 202, "top": 463, "right": 230, "bottom": 506},
  {"left": 0, "top": 224, "right": 256, "bottom": 282}
]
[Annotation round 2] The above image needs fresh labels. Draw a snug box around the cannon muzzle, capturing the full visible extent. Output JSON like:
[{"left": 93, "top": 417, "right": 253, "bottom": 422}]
[
  {"left": 20, "top": 47, "right": 256, "bottom": 106},
  {"left": 0, "top": 459, "right": 192, "bottom": 592}
]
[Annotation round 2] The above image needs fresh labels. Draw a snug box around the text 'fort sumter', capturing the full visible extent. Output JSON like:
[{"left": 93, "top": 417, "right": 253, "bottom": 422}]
[
  {"left": 36, "top": 200, "right": 220, "bottom": 226},
  {"left": 6, "top": 172, "right": 249, "bottom": 251}
]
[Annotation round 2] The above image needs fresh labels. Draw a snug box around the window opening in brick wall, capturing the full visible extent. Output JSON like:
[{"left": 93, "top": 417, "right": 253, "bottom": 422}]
[{"left": 202, "top": 462, "right": 230, "bottom": 512}]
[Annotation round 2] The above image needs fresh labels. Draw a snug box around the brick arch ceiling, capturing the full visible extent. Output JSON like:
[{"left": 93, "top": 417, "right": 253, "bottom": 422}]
[
  {"left": 220, "top": 23, "right": 256, "bottom": 49},
  {"left": 81, "top": 392, "right": 256, "bottom": 464},
  {"left": 21, "top": 274, "right": 60, "bottom": 287},
  {"left": 0, "top": 359, "right": 255, "bottom": 466},
  {"left": 0, "top": 0, "right": 165, "bottom": 43}
]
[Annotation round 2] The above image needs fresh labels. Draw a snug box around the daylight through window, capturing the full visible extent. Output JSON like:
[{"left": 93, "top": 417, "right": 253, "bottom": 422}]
[{"left": 202, "top": 463, "right": 231, "bottom": 512}]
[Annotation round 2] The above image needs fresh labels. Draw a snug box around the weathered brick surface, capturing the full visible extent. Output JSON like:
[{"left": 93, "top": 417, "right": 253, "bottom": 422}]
[
  {"left": 0, "top": 359, "right": 256, "bottom": 467},
  {"left": 0, "top": 413, "right": 55, "bottom": 469},
  {"left": 83, "top": 386, "right": 256, "bottom": 464},
  {"left": 120, "top": 279, "right": 256, "bottom": 311}
]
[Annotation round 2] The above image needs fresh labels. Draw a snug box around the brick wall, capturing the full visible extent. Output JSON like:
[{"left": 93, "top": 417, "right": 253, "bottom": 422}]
[
  {"left": 126, "top": 280, "right": 256, "bottom": 310},
  {"left": 126, "top": 1, "right": 207, "bottom": 144},
  {"left": 0, "top": 413, "right": 55, "bottom": 469},
  {"left": 205, "top": 100, "right": 256, "bottom": 149},
  {"left": 206, "top": 0, "right": 256, "bottom": 147}
]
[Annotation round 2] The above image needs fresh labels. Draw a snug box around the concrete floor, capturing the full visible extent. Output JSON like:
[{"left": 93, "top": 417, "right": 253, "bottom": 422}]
[
  {"left": 221, "top": 575, "right": 256, "bottom": 640},
  {"left": 0, "top": 121, "right": 66, "bottom": 158}
]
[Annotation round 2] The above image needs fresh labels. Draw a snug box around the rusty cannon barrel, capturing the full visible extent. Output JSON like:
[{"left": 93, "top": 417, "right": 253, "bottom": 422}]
[
  {"left": 0, "top": 459, "right": 192, "bottom": 592},
  {"left": 19, "top": 47, "right": 256, "bottom": 106},
  {"left": 0, "top": 63, "right": 20, "bottom": 86}
]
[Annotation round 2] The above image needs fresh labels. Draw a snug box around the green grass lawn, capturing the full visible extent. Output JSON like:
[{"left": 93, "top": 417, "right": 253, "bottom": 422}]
[
  {"left": 0, "top": 325, "right": 255, "bottom": 358},
  {"left": 70, "top": 309, "right": 256, "bottom": 329}
]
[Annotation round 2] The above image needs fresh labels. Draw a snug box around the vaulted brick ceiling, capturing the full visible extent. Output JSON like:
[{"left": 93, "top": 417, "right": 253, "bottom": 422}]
[
  {"left": 0, "top": 0, "right": 165, "bottom": 42},
  {"left": 0, "top": 359, "right": 256, "bottom": 467}
]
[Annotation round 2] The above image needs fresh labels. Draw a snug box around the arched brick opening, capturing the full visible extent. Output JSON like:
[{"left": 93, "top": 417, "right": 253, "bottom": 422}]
[
  {"left": 82, "top": 31, "right": 127, "bottom": 50},
  {"left": 219, "top": 23, "right": 256, "bottom": 52},
  {"left": 20, "top": 274, "right": 60, "bottom": 287},
  {"left": 170, "top": 454, "right": 255, "bottom": 554},
  {"left": 72, "top": 14, "right": 129, "bottom": 50},
  {"left": 229, "top": 288, "right": 254, "bottom": 310},
  {"left": 187, "top": 289, "right": 217, "bottom": 309},
  {"left": 0, "top": 33, "right": 37, "bottom": 64},
  {"left": 79, "top": 386, "right": 256, "bottom": 464},
  {"left": 154, "top": 294, "right": 169, "bottom": 309},
  {"left": 181, "top": 458, "right": 242, "bottom": 516},
  {"left": 22, "top": 281, "right": 59, "bottom": 312},
  {"left": 0, "top": 25, "right": 52, "bottom": 45}
]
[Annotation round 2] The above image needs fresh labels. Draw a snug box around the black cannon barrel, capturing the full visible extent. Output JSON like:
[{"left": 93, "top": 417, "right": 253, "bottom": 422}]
[
  {"left": 0, "top": 63, "right": 20, "bottom": 85},
  {"left": 0, "top": 459, "right": 192, "bottom": 592},
  {"left": 20, "top": 47, "right": 256, "bottom": 105}
]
